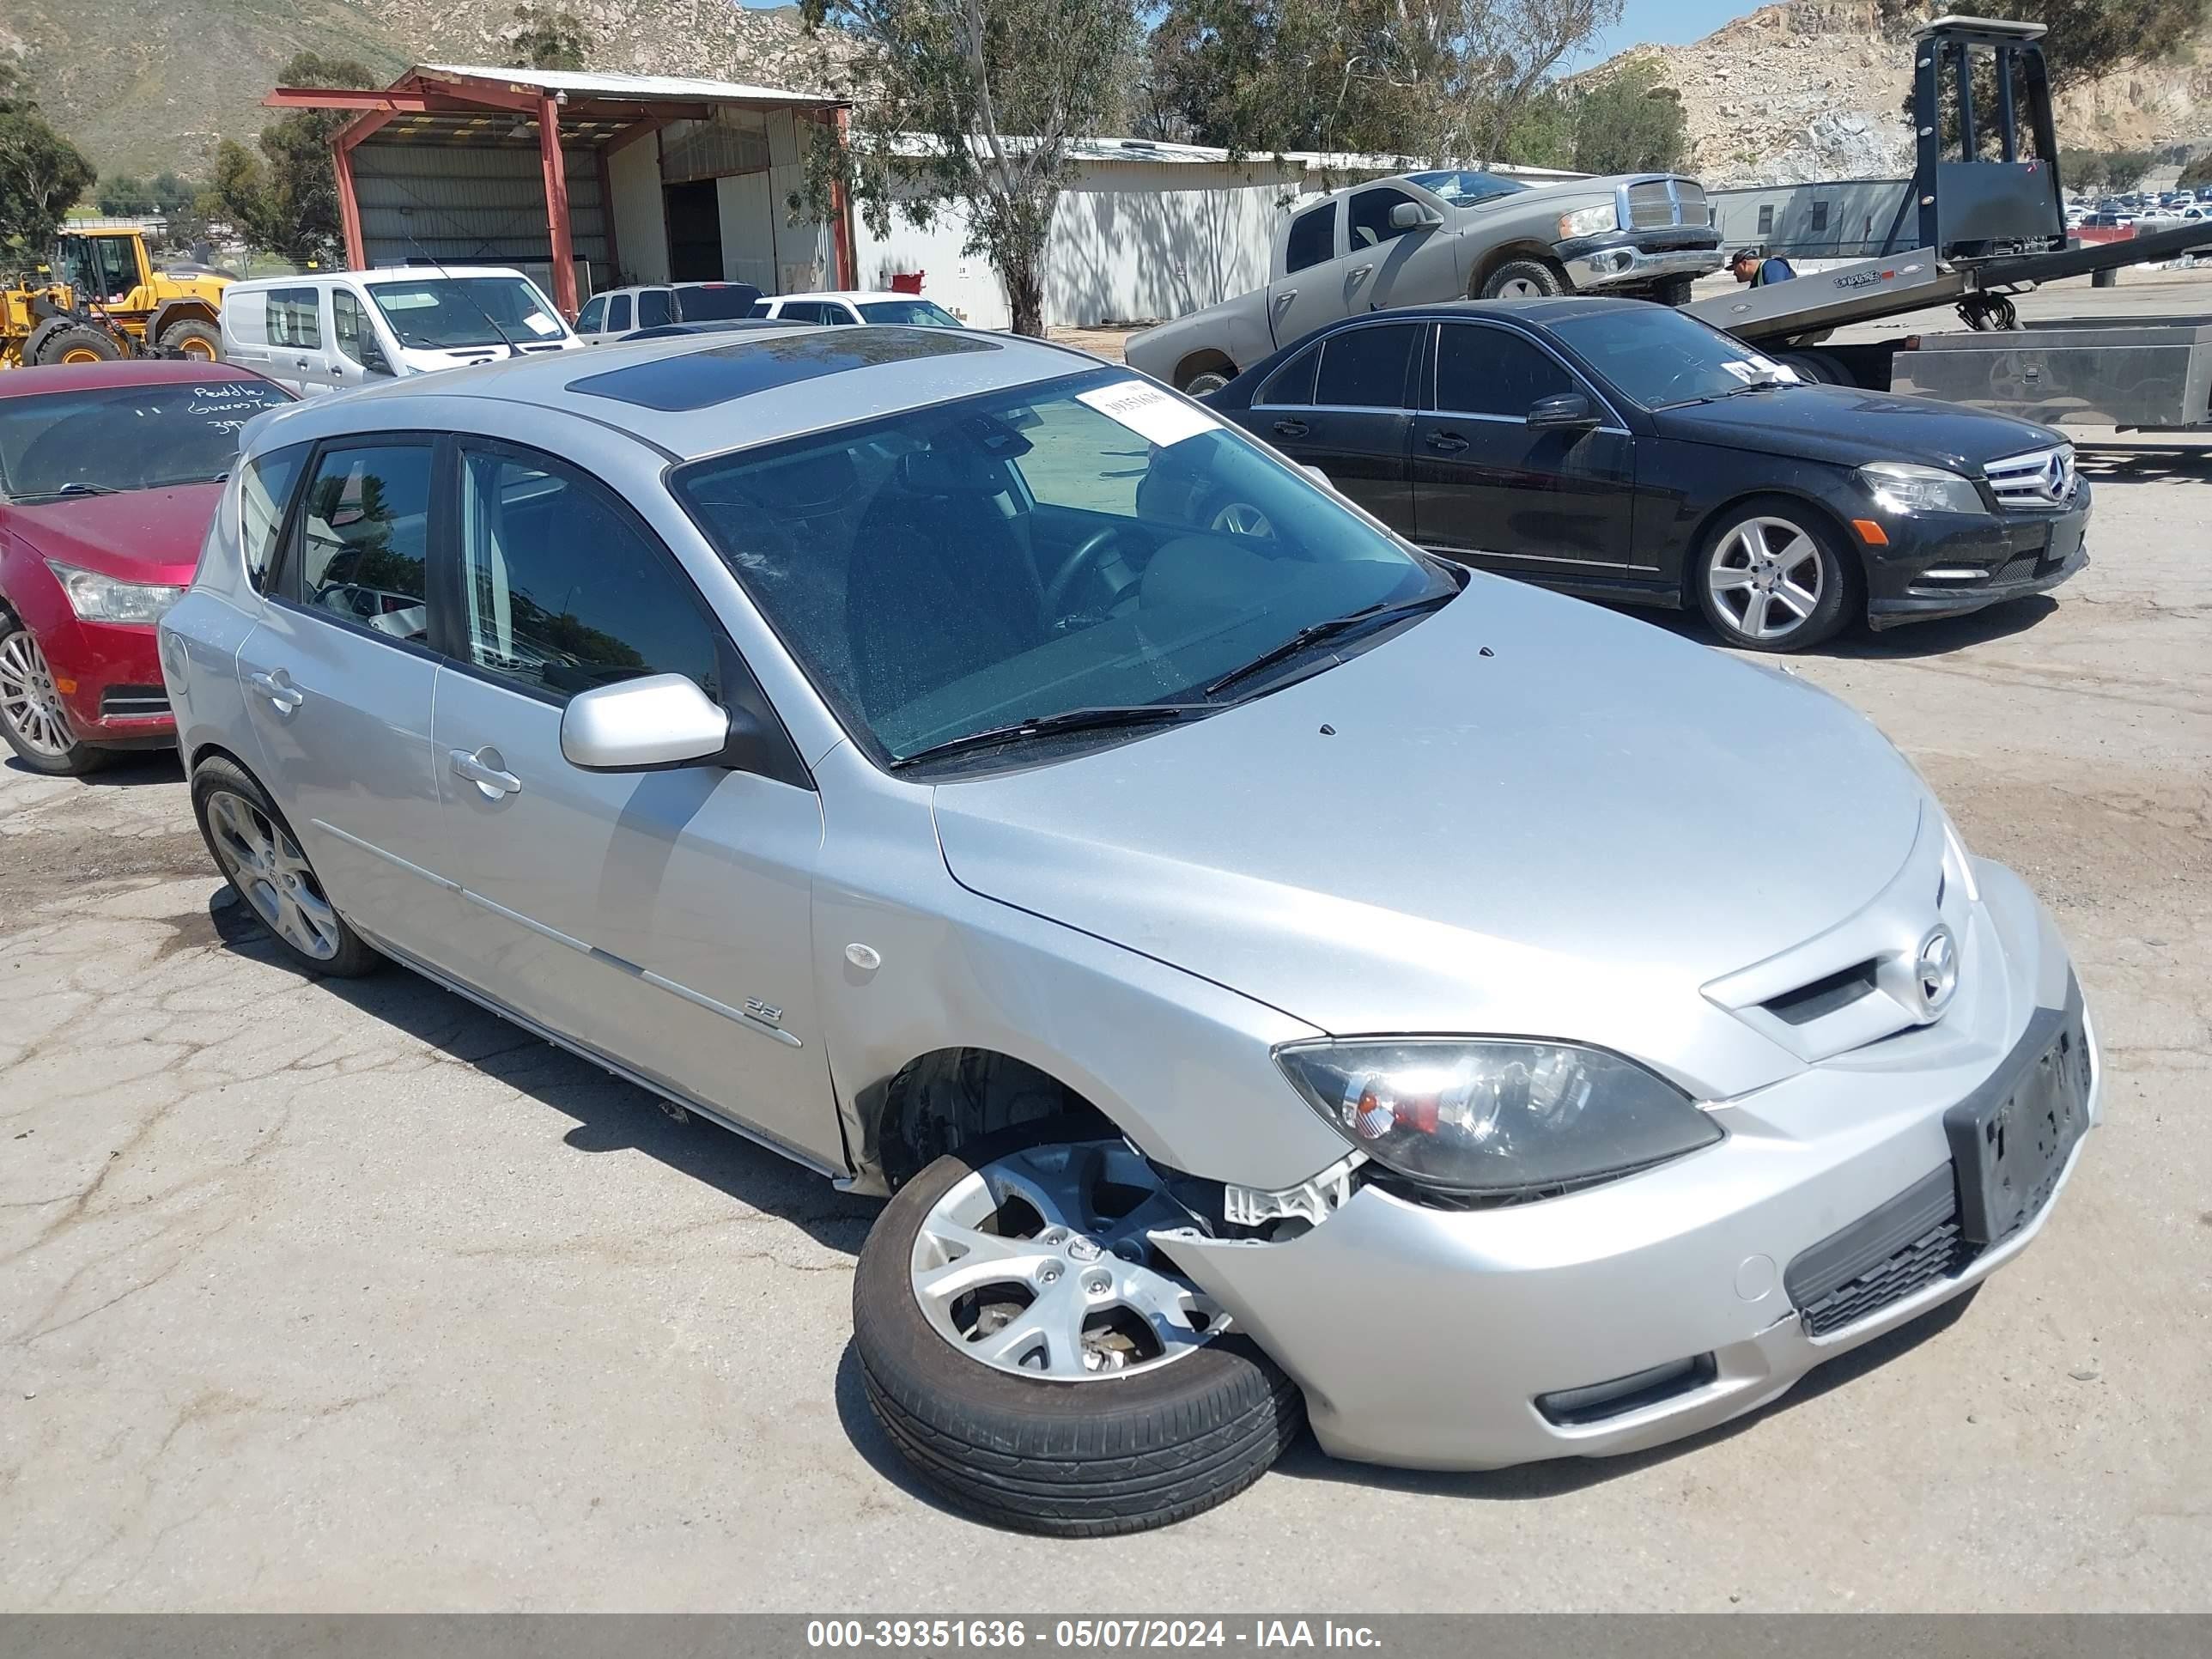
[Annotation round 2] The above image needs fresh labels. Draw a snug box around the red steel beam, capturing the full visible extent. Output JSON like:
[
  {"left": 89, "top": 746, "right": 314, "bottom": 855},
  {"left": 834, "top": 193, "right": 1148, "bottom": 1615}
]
[{"left": 538, "top": 90, "right": 580, "bottom": 318}]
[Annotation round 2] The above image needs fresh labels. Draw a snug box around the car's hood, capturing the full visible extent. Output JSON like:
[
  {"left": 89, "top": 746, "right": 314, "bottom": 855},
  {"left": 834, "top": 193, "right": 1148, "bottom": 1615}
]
[
  {"left": 3, "top": 484, "right": 222, "bottom": 585},
  {"left": 1653, "top": 384, "right": 2060, "bottom": 472},
  {"left": 932, "top": 578, "right": 1928, "bottom": 1089}
]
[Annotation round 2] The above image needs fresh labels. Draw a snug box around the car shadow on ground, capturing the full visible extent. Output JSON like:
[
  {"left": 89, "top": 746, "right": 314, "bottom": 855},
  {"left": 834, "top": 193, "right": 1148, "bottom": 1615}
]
[
  {"left": 1638, "top": 595, "right": 2058, "bottom": 659},
  {"left": 1269, "top": 1285, "right": 1979, "bottom": 1502},
  {"left": 203, "top": 884, "right": 879, "bottom": 1257},
  {"left": 5, "top": 750, "right": 183, "bottom": 787}
]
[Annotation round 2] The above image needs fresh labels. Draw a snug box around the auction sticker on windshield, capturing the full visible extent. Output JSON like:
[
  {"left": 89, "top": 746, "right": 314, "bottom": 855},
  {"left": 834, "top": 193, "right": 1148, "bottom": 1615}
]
[{"left": 1078, "top": 380, "right": 1221, "bottom": 447}]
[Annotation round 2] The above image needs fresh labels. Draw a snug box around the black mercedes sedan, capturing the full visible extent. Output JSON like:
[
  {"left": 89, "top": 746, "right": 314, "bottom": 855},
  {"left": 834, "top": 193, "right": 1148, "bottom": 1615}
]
[{"left": 1202, "top": 298, "right": 2089, "bottom": 652}]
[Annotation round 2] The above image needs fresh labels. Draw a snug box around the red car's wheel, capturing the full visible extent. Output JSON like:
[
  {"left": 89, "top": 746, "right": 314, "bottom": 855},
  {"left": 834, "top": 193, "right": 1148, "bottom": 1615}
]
[{"left": 0, "top": 622, "right": 106, "bottom": 775}]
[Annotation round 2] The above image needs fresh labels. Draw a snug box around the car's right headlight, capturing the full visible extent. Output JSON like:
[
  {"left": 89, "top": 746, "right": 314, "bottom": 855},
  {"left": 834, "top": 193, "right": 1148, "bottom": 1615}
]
[
  {"left": 1274, "top": 1038, "right": 1721, "bottom": 1200},
  {"left": 1858, "top": 461, "right": 1986, "bottom": 516},
  {"left": 1558, "top": 203, "right": 1619, "bottom": 240}
]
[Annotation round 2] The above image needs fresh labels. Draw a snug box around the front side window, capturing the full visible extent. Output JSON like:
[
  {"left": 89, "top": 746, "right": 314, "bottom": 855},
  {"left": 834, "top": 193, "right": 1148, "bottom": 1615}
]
[
  {"left": 294, "top": 443, "right": 434, "bottom": 644},
  {"left": 241, "top": 443, "right": 308, "bottom": 592},
  {"left": 1435, "top": 325, "right": 1577, "bottom": 418},
  {"left": 368, "top": 276, "right": 564, "bottom": 349},
  {"left": 267, "top": 288, "right": 322, "bottom": 349},
  {"left": 456, "top": 448, "right": 720, "bottom": 702},
  {"left": 607, "top": 295, "right": 633, "bottom": 331},
  {"left": 1315, "top": 324, "right": 1418, "bottom": 409},
  {"left": 1348, "top": 187, "right": 1422, "bottom": 249},
  {"left": 636, "top": 289, "right": 675, "bottom": 329},
  {"left": 0, "top": 379, "right": 294, "bottom": 501},
  {"left": 575, "top": 295, "right": 608, "bottom": 333},
  {"left": 1547, "top": 306, "right": 1800, "bottom": 410},
  {"left": 331, "top": 289, "right": 378, "bottom": 367},
  {"left": 672, "top": 369, "right": 1449, "bottom": 769},
  {"left": 1284, "top": 203, "right": 1337, "bottom": 274}
]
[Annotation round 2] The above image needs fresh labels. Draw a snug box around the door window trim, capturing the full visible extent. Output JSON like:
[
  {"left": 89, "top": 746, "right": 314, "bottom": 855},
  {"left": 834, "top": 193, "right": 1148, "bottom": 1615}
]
[
  {"left": 267, "top": 432, "right": 449, "bottom": 665},
  {"left": 1250, "top": 317, "right": 1424, "bottom": 412},
  {"left": 1425, "top": 321, "right": 1632, "bottom": 433}
]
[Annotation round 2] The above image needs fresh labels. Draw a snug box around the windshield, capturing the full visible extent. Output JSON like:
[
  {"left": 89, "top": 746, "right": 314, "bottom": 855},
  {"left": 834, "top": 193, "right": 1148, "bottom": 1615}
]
[
  {"left": 676, "top": 282, "right": 763, "bottom": 320},
  {"left": 672, "top": 369, "right": 1451, "bottom": 769},
  {"left": 1546, "top": 305, "right": 1799, "bottom": 409},
  {"left": 0, "top": 380, "right": 292, "bottom": 501},
  {"left": 368, "top": 276, "right": 566, "bottom": 349},
  {"left": 856, "top": 300, "right": 963, "bottom": 327},
  {"left": 1404, "top": 170, "right": 1528, "bottom": 206}
]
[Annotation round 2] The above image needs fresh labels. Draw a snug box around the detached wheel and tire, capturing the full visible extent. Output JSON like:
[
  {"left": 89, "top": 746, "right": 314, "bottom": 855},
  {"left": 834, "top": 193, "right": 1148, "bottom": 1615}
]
[
  {"left": 190, "top": 757, "right": 380, "bottom": 975},
  {"left": 158, "top": 319, "right": 222, "bottom": 361},
  {"left": 1650, "top": 273, "right": 1698, "bottom": 307},
  {"left": 1694, "top": 499, "right": 1857, "bottom": 653},
  {"left": 853, "top": 1128, "right": 1304, "bottom": 1535},
  {"left": 0, "top": 621, "right": 105, "bottom": 775},
  {"left": 1479, "top": 258, "right": 1564, "bottom": 300}
]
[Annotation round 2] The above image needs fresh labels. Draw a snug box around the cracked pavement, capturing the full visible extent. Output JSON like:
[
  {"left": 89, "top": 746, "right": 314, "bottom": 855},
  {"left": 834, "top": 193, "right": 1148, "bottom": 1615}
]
[{"left": 1, "top": 425, "right": 2207, "bottom": 1613}]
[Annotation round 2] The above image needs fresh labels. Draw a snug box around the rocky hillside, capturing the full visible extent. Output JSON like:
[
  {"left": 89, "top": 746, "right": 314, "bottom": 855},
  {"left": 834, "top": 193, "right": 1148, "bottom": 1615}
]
[
  {"left": 1585, "top": 0, "right": 2212, "bottom": 186},
  {"left": 2, "top": 0, "right": 842, "bottom": 178}
]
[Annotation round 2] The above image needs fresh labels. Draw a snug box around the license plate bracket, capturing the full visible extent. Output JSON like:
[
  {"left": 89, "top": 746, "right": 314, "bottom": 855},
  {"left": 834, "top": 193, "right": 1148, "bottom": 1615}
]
[{"left": 1943, "top": 990, "right": 2090, "bottom": 1247}]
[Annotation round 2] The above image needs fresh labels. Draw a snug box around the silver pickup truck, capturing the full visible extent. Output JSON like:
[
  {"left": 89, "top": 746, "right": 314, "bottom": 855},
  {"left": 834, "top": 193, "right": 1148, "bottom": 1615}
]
[{"left": 1125, "top": 168, "right": 1723, "bottom": 393}]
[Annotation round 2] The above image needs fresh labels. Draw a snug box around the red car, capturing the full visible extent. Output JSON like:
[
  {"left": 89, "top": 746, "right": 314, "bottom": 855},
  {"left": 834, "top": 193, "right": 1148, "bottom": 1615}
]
[{"left": 0, "top": 361, "right": 293, "bottom": 775}]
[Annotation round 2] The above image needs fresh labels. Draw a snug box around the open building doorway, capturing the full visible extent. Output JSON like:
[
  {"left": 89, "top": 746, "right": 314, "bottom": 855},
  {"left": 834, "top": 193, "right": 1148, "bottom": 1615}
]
[{"left": 665, "top": 180, "right": 724, "bottom": 281}]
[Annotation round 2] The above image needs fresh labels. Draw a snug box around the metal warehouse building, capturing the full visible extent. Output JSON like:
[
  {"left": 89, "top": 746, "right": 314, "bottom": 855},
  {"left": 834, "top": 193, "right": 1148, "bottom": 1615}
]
[{"left": 264, "top": 64, "right": 856, "bottom": 319}]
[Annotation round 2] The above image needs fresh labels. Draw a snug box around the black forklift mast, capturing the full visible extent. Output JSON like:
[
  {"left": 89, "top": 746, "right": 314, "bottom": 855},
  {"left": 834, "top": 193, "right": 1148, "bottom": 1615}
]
[{"left": 1906, "top": 15, "right": 2067, "bottom": 261}]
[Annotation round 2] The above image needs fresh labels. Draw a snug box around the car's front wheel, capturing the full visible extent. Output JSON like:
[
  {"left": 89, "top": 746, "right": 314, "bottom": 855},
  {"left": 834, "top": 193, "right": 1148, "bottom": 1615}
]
[
  {"left": 853, "top": 1127, "right": 1304, "bottom": 1535},
  {"left": 1692, "top": 499, "right": 1856, "bottom": 653},
  {"left": 0, "top": 621, "right": 106, "bottom": 775}
]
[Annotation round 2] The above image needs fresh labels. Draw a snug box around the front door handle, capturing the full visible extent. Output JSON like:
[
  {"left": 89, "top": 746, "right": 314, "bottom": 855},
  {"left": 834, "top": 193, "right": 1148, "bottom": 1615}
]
[
  {"left": 1426, "top": 431, "right": 1469, "bottom": 453},
  {"left": 1273, "top": 419, "right": 1310, "bottom": 439},
  {"left": 246, "top": 669, "right": 304, "bottom": 711},
  {"left": 1348, "top": 264, "right": 1373, "bottom": 281},
  {"left": 449, "top": 748, "right": 522, "bottom": 799}
]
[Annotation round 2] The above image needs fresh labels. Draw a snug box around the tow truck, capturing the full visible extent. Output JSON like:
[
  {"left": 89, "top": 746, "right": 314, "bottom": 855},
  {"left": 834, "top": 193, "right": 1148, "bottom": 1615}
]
[{"left": 1684, "top": 15, "right": 2212, "bottom": 432}]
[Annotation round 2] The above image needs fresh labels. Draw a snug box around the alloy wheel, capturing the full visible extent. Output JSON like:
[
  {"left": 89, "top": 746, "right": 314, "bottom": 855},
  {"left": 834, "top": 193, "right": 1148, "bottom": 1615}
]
[
  {"left": 1706, "top": 516, "right": 1826, "bottom": 642},
  {"left": 0, "top": 629, "right": 74, "bottom": 759},
  {"left": 908, "top": 1139, "right": 1224, "bottom": 1380},
  {"left": 1210, "top": 501, "right": 1275, "bottom": 538},
  {"left": 204, "top": 789, "right": 343, "bottom": 960},
  {"left": 1493, "top": 276, "right": 1548, "bottom": 298}
]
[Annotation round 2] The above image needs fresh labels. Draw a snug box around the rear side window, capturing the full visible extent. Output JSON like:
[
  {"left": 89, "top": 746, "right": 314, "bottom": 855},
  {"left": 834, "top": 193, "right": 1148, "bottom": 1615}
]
[
  {"left": 1315, "top": 324, "right": 1417, "bottom": 409},
  {"left": 241, "top": 443, "right": 308, "bottom": 592},
  {"left": 1284, "top": 203, "right": 1337, "bottom": 275},
  {"left": 1435, "top": 325, "right": 1577, "bottom": 418},
  {"left": 267, "top": 288, "right": 321, "bottom": 349},
  {"left": 637, "top": 289, "right": 674, "bottom": 329},
  {"left": 1257, "top": 348, "right": 1317, "bottom": 408}
]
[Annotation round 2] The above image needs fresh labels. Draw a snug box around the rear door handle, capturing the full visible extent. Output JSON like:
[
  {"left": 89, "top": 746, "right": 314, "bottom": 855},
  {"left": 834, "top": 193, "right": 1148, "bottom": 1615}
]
[
  {"left": 1348, "top": 264, "right": 1373, "bottom": 281},
  {"left": 449, "top": 748, "right": 522, "bottom": 799},
  {"left": 246, "top": 669, "right": 304, "bottom": 711},
  {"left": 1426, "top": 431, "right": 1469, "bottom": 453},
  {"left": 1272, "top": 291, "right": 1297, "bottom": 310},
  {"left": 1273, "top": 419, "right": 1310, "bottom": 439}
]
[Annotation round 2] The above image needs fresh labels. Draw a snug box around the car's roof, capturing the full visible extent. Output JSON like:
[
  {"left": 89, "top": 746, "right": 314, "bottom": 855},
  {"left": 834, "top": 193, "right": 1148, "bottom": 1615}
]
[
  {"left": 228, "top": 265, "right": 529, "bottom": 292},
  {"left": 598, "top": 280, "right": 756, "bottom": 295},
  {"left": 278, "top": 324, "right": 1109, "bottom": 462},
  {"left": 0, "top": 359, "right": 274, "bottom": 401},
  {"left": 773, "top": 291, "right": 939, "bottom": 305}
]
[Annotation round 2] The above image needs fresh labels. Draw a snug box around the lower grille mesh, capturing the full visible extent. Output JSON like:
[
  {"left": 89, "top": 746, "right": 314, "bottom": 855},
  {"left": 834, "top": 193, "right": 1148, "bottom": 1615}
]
[
  {"left": 1787, "top": 1164, "right": 1975, "bottom": 1339},
  {"left": 1798, "top": 1215, "right": 1968, "bottom": 1337}
]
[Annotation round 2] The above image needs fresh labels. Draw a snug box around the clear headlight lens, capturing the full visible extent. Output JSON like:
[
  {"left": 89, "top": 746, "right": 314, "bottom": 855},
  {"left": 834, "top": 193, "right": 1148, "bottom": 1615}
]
[
  {"left": 46, "top": 561, "right": 185, "bottom": 625},
  {"left": 1274, "top": 1038, "right": 1722, "bottom": 1199},
  {"left": 1558, "top": 203, "right": 1619, "bottom": 239},
  {"left": 1859, "top": 461, "right": 1985, "bottom": 516}
]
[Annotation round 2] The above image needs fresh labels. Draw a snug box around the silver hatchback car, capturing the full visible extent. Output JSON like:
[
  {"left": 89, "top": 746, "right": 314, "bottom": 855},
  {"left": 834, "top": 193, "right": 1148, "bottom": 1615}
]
[{"left": 160, "top": 326, "right": 2098, "bottom": 1535}]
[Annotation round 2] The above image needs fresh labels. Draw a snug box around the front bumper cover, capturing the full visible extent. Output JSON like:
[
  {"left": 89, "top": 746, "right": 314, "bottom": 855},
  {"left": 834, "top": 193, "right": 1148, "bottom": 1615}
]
[
  {"left": 1164, "top": 860, "right": 2096, "bottom": 1470},
  {"left": 1555, "top": 228, "right": 1724, "bottom": 290},
  {"left": 1864, "top": 492, "right": 2092, "bottom": 629}
]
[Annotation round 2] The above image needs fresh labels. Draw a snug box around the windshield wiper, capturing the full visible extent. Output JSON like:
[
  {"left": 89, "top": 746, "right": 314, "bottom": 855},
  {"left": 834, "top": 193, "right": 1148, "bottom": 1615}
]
[
  {"left": 1203, "top": 588, "right": 1456, "bottom": 700},
  {"left": 54, "top": 482, "right": 120, "bottom": 496},
  {"left": 1678, "top": 377, "right": 1790, "bottom": 408},
  {"left": 889, "top": 703, "right": 1215, "bottom": 770}
]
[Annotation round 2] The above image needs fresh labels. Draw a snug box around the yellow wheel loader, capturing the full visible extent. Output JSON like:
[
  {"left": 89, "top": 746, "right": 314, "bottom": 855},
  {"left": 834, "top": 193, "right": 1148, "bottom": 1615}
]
[{"left": 2, "top": 228, "right": 230, "bottom": 368}]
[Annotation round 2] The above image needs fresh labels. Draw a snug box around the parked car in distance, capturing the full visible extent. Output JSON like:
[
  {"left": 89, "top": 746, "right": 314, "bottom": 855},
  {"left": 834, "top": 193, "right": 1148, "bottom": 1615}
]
[
  {"left": 1206, "top": 298, "right": 2090, "bottom": 652},
  {"left": 162, "top": 325, "right": 2097, "bottom": 1534},
  {"left": 0, "top": 361, "right": 293, "bottom": 773},
  {"left": 1126, "top": 169, "right": 1724, "bottom": 394},
  {"left": 222, "top": 267, "right": 579, "bottom": 396},
  {"left": 748, "top": 291, "right": 966, "bottom": 327},
  {"left": 573, "top": 281, "right": 764, "bottom": 343}
]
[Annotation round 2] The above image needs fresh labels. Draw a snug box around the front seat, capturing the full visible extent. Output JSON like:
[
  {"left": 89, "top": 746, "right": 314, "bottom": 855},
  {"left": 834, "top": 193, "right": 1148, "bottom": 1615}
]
[{"left": 845, "top": 448, "right": 1047, "bottom": 724}]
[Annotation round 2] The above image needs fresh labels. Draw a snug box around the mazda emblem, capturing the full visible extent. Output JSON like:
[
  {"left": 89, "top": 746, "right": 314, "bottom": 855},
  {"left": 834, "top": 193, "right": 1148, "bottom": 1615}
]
[{"left": 1914, "top": 925, "right": 1959, "bottom": 1018}]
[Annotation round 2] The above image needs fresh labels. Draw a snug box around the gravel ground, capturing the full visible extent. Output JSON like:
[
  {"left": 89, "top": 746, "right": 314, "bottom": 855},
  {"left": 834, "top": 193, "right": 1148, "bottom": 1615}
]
[{"left": 1, "top": 282, "right": 2207, "bottom": 1609}]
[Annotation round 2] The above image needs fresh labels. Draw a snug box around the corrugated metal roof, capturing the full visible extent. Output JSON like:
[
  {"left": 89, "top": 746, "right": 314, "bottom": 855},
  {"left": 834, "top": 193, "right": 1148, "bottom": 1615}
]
[
  {"left": 418, "top": 64, "right": 842, "bottom": 108},
  {"left": 884, "top": 132, "right": 1584, "bottom": 180}
]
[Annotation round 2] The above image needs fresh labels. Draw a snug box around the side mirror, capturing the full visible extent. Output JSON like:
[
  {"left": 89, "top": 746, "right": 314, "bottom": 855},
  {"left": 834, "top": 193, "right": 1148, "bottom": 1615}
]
[
  {"left": 1528, "top": 392, "right": 1599, "bottom": 430},
  {"left": 360, "top": 343, "right": 395, "bottom": 377},
  {"left": 1299, "top": 463, "right": 1335, "bottom": 491},
  {"left": 562, "top": 673, "right": 731, "bottom": 772},
  {"left": 1389, "top": 203, "right": 1445, "bottom": 231}
]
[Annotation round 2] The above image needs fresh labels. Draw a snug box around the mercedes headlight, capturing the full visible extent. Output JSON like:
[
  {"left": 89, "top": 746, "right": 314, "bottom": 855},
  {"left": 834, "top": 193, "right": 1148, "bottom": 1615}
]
[
  {"left": 46, "top": 561, "right": 185, "bottom": 625},
  {"left": 1275, "top": 1039, "right": 1721, "bottom": 1200},
  {"left": 1558, "top": 203, "right": 1619, "bottom": 239},
  {"left": 1859, "top": 461, "right": 1985, "bottom": 516}
]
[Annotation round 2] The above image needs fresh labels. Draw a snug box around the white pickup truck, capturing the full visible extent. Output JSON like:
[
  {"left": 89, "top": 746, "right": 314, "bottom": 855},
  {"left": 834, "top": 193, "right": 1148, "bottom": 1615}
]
[{"left": 1125, "top": 168, "right": 1723, "bottom": 393}]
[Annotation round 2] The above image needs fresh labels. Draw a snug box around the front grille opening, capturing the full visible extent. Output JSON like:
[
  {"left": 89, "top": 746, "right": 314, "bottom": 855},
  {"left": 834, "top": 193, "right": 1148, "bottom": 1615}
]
[
  {"left": 1535, "top": 1353, "right": 1717, "bottom": 1426},
  {"left": 1787, "top": 1166, "right": 1977, "bottom": 1339},
  {"left": 99, "top": 685, "right": 169, "bottom": 719},
  {"left": 1763, "top": 958, "right": 1881, "bottom": 1026}
]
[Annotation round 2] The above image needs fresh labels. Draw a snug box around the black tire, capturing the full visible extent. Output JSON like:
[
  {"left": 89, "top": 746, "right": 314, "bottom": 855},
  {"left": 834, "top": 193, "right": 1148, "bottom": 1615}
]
[
  {"left": 189, "top": 755, "right": 382, "bottom": 976},
  {"left": 0, "top": 617, "right": 107, "bottom": 775},
  {"left": 1692, "top": 496, "right": 1859, "bottom": 653},
  {"left": 157, "top": 318, "right": 222, "bottom": 361},
  {"left": 853, "top": 1125, "right": 1304, "bottom": 1536},
  {"left": 1178, "top": 365, "right": 1234, "bottom": 397},
  {"left": 33, "top": 323, "right": 124, "bottom": 367},
  {"left": 1478, "top": 258, "right": 1564, "bottom": 300},
  {"left": 1650, "top": 273, "right": 1698, "bottom": 307}
]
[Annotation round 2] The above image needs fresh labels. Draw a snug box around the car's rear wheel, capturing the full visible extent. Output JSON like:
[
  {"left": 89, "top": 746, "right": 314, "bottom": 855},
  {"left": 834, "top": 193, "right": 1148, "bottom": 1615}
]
[
  {"left": 1693, "top": 500, "right": 1856, "bottom": 653},
  {"left": 0, "top": 623, "right": 106, "bottom": 775},
  {"left": 853, "top": 1127, "right": 1304, "bottom": 1535},
  {"left": 190, "top": 756, "right": 381, "bottom": 975},
  {"left": 1179, "top": 368, "right": 1233, "bottom": 397},
  {"left": 158, "top": 319, "right": 222, "bottom": 361},
  {"left": 1479, "top": 258, "right": 1564, "bottom": 300}
]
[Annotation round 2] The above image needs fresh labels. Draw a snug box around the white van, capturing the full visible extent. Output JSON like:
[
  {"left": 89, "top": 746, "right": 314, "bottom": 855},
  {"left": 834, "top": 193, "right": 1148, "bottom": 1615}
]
[{"left": 220, "top": 266, "right": 580, "bottom": 396}]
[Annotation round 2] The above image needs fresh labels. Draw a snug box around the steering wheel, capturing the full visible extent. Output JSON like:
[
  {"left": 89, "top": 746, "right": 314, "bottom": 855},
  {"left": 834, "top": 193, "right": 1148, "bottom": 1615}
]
[{"left": 1042, "top": 526, "right": 1123, "bottom": 615}]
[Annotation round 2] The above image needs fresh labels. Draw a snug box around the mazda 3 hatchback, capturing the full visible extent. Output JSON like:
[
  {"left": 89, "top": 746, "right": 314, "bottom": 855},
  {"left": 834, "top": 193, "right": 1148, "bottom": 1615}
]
[{"left": 161, "top": 326, "right": 2099, "bottom": 1535}]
